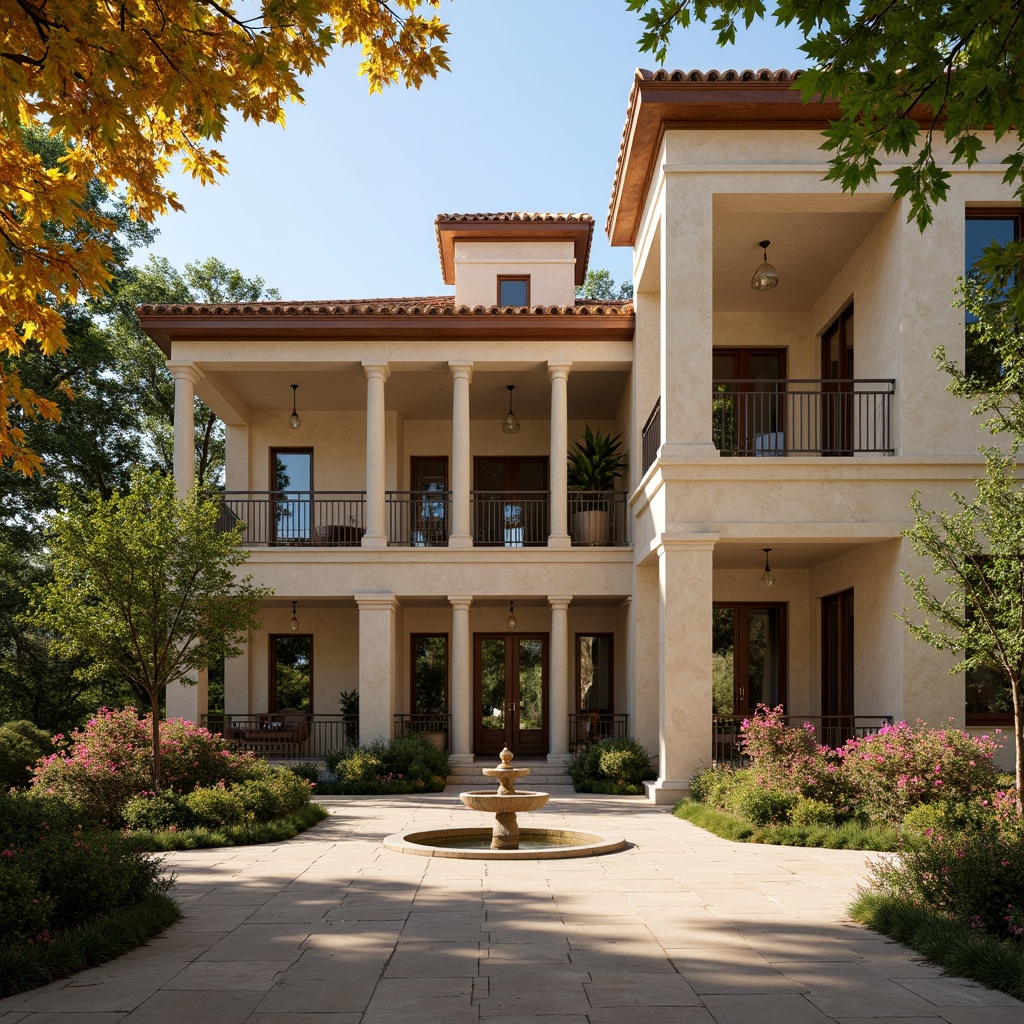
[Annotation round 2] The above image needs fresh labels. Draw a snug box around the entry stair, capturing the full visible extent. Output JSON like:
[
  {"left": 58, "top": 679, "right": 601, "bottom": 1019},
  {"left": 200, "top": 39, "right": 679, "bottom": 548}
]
[{"left": 445, "top": 757, "right": 574, "bottom": 795}]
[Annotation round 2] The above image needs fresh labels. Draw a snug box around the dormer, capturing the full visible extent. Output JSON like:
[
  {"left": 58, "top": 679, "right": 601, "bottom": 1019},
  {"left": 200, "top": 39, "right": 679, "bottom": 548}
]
[{"left": 435, "top": 212, "right": 594, "bottom": 308}]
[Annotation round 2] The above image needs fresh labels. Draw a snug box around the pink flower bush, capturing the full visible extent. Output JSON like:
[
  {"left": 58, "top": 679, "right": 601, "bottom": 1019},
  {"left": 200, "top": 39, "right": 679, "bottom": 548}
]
[{"left": 30, "top": 707, "right": 260, "bottom": 822}]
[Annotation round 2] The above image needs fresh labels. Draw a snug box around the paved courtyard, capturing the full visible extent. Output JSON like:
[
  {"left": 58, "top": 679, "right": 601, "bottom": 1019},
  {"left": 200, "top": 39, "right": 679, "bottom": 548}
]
[{"left": 0, "top": 791, "right": 1020, "bottom": 1024}]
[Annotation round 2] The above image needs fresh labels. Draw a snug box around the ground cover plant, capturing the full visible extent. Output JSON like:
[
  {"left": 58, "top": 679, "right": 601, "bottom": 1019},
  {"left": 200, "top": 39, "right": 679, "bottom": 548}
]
[
  {"left": 309, "top": 733, "right": 450, "bottom": 795},
  {"left": 27, "top": 707, "right": 323, "bottom": 849},
  {"left": 0, "top": 790, "right": 178, "bottom": 996},
  {"left": 568, "top": 737, "right": 656, "bottom": 794}
]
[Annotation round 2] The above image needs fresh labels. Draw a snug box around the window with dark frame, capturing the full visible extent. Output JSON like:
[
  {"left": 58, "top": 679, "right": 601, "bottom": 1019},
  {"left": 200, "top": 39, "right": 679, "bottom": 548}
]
[
  {"left": 497, "top": 275, "right": 530, "bottom": 307},
  {"left": 576, "top": 634, "right": 613, "bottom": 713},
  {"left": 411, "top": 634, "right": 449, "bottom": 715},
  {"left": 270, "top": 634, "right": 313, "bottom": 712}
]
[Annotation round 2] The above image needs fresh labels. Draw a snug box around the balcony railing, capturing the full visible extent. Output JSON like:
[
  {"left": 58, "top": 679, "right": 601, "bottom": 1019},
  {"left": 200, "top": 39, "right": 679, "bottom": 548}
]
[
  {"left": 218, "top": 490, "right": 628, "bottom": 546},
  {"left": 712, "top": 713, "right": 894, "bottom": 765},
  {"left": 712, "top": 379, "right": 895, "bottom": 456},
  {"left": 217, "top": 492, "right": 366, "bottom": 546},
  {"left": 393, "top": 713, "right": 452, "bottom": 750},
  {"left": 642, "top": 398, "right": 660, "bottom": 474},
  {"left": 387, "top": 490, "right": 451, "bottom": 547},
  {"left": 568, "top": 712, "right": 630, "bottom": 753},
  {"left": 203, "top": 713, "right": 353, "bottom": 758}
]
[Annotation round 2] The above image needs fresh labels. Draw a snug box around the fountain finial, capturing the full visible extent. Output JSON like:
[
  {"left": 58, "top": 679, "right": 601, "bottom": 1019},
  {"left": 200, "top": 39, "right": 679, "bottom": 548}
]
[{"left": 499, "top": 747, "right": 513, "bottom": 768}]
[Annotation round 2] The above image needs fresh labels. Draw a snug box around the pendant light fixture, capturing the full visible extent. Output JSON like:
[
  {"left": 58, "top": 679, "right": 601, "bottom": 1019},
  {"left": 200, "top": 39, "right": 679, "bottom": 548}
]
[
  {"left": 290, "top": 601, "right": 299, "bottom": 632},
  {"left": 751, "top": 240, "right": 779, "bottom": 292},
  {"left": 289, "top": 384, "right": 301, "bottom": 429},
  {"left": 760, "top": 548, "right": 776, "bottom": 589},
  {"left": 502, "top": 384, "right": 520, "bottom": 434},
  {"left": 507, "top": 601, "right": 517, "bottom": 630}
]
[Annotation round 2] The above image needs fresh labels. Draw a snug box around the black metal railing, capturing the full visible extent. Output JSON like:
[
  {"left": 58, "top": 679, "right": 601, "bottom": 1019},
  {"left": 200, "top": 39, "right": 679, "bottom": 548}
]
[
  {"left": 712, "top": 379, "right": 895, "bottom": 456},
  {"left": 393, "top": 713, "right": 452, "bottom": 750},
  {"left": 712, "top": 713, "right": 895, "bottom": 765},
  {"left": 568, "top": 491, "right": 629, "bottom": 546},
  {"left": 642, "top": 398, "right": 660, "bottom": 474},
  {"left": 203, "top": 713, "right": 352, "bottom": 758},
  {"left": 387, "top": 490, "right": 451, "bottom": 547},
  {"left": 217, "top": 492, "right": 366, "bottom": 546},
  {"left": 568, "top": 712, "right": 630, "bottom": 753},
  {"left": 471, "top": 490, "right": 549, "bottom": 546}
]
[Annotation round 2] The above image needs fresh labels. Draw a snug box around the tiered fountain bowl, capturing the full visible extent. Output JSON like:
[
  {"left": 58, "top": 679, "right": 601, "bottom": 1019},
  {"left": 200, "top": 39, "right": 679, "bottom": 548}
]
[{"left": 384, "top": 747, "right": 625, "bottom": 860}]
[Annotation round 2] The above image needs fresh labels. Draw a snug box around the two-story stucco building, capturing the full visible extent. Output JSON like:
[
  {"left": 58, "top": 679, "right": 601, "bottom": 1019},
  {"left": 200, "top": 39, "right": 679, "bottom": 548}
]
[{"left": 138, "top": 69, "right": 1020, "bottom": 800}]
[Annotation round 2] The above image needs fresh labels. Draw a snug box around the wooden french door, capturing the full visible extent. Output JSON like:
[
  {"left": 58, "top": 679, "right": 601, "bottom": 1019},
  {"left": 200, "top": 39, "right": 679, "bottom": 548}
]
[
  {"left": 474, "top": 633, "right": 548, "bottom": 756},
  {"left": 821, "top": 304, "right": 854, "bottom": 456},
  {"left": 712, "top": 349, "right": 787, "bottom": 455},
  {"left": 821, "top": 589, "right": 854, "bottom": 718},
  {"left": 474, "top": 457, "right": 548, "bottom": 546},
  {"left": 712, "top": 603, "right": 786, "bottom": 715}
]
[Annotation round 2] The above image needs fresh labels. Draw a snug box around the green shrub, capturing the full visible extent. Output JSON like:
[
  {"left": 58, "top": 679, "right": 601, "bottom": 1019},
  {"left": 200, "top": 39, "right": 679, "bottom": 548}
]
[
  {"left": 325, "top": 734, "right": 449, "bottom": 791},
  {"left": 729, "top": 783, "right": 797, "bottom": 826},
  {"left": 181, "top": 786, "right": 247, "bottom": 827},
  {"left": 0, "top": 722, "right": 53, "bottom": 790},
  {"left": 568, "top": 738, "right": 654, "bottom": 791},
  {"left": 790, "top": 798, "right": 839, "bottom": 827},
  {"left": 0, "top": 791, "right": 169, "bottom": 952},
  {"left": 687, "top": 766, "right": 718, "bottom": 804},
  {"left": 287, "top": 761, "right": 321, "bottom": 783},
  {"left": 123, "top": 791, "right": 193, "bottom": 831},
  {"left": 233, "top": 771, "right": 311, "bottom": 820}
]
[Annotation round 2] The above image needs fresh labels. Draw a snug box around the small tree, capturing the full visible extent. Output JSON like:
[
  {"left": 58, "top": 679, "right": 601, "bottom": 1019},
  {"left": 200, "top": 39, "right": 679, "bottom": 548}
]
[
  {"left": 901, "top": 284, "right": 1024, "bottom": 810},
  {"left": 27, "top": 469, "right": 271, "bottom": 785}
]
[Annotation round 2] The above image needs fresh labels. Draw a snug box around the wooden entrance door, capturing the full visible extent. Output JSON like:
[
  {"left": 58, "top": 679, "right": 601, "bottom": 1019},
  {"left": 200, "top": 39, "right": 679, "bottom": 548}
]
[
  {"left": 474, "top": 633, "right": 548, "bottom": 756},
  {"left": 821, "top": 588, "right": 855, "bottom": 745},
  {"left": 821, "top": 304, "right": 855, "bottom": 456}
]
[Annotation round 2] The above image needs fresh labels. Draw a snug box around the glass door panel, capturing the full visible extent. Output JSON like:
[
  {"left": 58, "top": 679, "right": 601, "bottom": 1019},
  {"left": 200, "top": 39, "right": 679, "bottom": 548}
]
[
  {"left": 712, "top": 603, "right": 786, "bottom": 715},
  {"left": 474, "top": 633, "right": 548, "bottom": 756},
  {"left": 271, "top": 634, "right": 313, "bottom": 712},
  {"left": 272, "top": 449, "right": 312, "bottom": 543},
  {"left": 821, "top": 305, "right": 854, "bottom": 456},
  {"left": 478, "top": 638, "right": 507, "bottom": 752},
  {"left": 712, "top": 349, "right": 786, "bottom": 455}
]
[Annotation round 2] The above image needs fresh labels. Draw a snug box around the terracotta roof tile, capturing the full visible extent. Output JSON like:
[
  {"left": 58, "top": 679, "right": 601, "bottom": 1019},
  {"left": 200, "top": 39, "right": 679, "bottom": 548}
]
[
  {"left": 434, "top": 212, "right": 594, "bottom": 224},
  {"left": 607, "top": 68, "right": 806, "bottom": 240},
  {"left": 136, "top": 297, "right": 632, "bottom": 317}
]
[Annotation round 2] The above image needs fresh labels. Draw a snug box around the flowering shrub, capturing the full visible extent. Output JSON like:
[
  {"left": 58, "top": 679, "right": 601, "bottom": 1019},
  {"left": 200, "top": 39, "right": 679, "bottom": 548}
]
[
  {"left": 0, "top": 791, "right": 167, "bottom": 950},
  {"left": 839, "top": 720, "right": 1000, "bottom": 824},
  {"left": 30, "top": 708, "right": 262, "bottom": 822},
  {"left": 867, "top": 795, "right": 1024, "bottom": 941}
]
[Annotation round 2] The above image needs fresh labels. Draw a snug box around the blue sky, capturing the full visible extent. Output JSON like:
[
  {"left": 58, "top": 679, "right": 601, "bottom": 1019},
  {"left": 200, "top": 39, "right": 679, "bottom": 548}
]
[{"left": 143, "top": 2, "right": 806, "bottom": 301}]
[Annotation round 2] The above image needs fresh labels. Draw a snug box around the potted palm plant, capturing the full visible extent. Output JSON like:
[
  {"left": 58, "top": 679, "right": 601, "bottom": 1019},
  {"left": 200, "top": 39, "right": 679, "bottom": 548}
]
[{"left": 567, "top": 426, "right": 627, "bottom": 545}]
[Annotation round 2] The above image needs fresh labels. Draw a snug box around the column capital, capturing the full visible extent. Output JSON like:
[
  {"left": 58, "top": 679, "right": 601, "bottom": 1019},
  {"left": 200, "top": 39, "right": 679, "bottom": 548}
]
[
  {"left": 448, "top": 362, "right": 474, "bottom": 383},
  {"left": 167, "top": 364, "right": 204, "bottom": 385},
  {"left": 363, "top": 362, "right": 391, "bottom": 383},
  {"left": 547, "top": 595, "right": 573, "bottom": 611},
  {"left": 656, "top": 532, "right": 719, "bottom": 557},
  {"left": 354, "top": 593, "right": 399, "bottom": 613},
  {"left": 448, "top": 595, "right": 474, "bottom": 611},
  {"left": 547, "top": 362, "right": 572, "bottom": 382}
]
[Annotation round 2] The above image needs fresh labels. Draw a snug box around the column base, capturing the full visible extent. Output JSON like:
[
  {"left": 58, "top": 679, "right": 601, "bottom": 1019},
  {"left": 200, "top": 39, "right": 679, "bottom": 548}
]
[
  {"left": 448, "top": 753, "right": 475, "bottom": 766},
  {"left": 447, "top": 535, "right": 474, "bottom": 550},
  {"left": 546, "top": 752, "right": 571, "bottom": 766},
  {"left": 644, "top": 778, "right": 690, "bottom": 805},
  {"left": 360, "top": 534, "right": 388, "bottom": 550},
  {"left": 547, "top": 534, "right": 571, "bottom": 550},
  {"left": 657, "top": 442, "right": 720, "bottom": 462}
]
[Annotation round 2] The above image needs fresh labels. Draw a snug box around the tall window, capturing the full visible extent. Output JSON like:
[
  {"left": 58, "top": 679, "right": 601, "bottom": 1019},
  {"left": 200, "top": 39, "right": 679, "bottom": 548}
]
[
  {"left": 411, "top": 635, "right": 448, "bottom": 715},
  {"left": 965, "top": 210, "right": 1023, "bottom": 382},
  {"left": 576, "top": 634, "right": 613, "bottom": 713},
  {"left": 712, "top": 604, "right": 786, "bottom": 715},
  {"left": 271, "top": 448, "right": 313, "bottom": 543},
  {"left": 270, "top": 634, "right": 313, "bottom": 712},
  {"left": 497, "top": 276, "right": 530, "bottom": 307}
]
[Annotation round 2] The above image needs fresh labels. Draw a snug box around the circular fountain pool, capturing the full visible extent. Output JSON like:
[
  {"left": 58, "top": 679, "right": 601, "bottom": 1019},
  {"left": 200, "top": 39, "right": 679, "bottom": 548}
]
[{"left": 383, "top": 827, "right": 625, "bottom": 860}]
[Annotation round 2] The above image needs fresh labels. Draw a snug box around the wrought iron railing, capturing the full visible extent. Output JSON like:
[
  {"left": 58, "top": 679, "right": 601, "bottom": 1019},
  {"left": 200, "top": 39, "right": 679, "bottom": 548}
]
[
  {"left": 567, "top": 491, "right": 629, "bottom": 546},
  {"left": 712, "top": 713, "right": 894, "bottom": 765},
  {"left": 217, "top": 492, "right": 366, "bottom": 546},
  {"left": 393, "top": 713, "right": 452, "bottom": 750},
  {"left": 202, "top": 713, "right": 352, "bottom": 758},
  {"left": 712, "top": 379, "right": 895, "bottom": 456},
  {"left": 471, "top": 490, "right": 549, "bottom": 547},
  {"left": 387, "top": 490, "right": 451, "bottom": 547},
  {"left": 642, "top": 398, "right": 660, "bottom": 474},
  {"left": 568, "top": 712, "right": 630, "bottom": 753}
]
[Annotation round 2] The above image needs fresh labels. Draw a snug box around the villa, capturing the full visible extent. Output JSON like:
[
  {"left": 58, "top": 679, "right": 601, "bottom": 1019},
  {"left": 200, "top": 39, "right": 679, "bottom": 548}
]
[{"left": 137, "top": 69, "right": 1020, "bottom": 801}]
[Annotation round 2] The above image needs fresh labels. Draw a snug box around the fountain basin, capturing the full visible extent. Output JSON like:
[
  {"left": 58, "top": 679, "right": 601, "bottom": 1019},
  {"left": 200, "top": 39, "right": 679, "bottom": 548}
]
[
  {"left": 384, "top": 827, "right": 626, "bottom": 859},
  {"left": 459, "top": 789, "right": 550, "bottom": 814}
]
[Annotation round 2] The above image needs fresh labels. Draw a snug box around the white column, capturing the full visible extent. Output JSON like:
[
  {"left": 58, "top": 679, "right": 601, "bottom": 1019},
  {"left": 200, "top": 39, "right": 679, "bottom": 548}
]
[
  {"left": 166, "top": 668, "right": 208, "bottom": 725},
  {"left": 223, "top": 637, "right": 252, "bottom": 716},
  {"left": 631, "top": 564, "right": 660, "bottom": 755},
  {"left": 355, "top": 593, "right": 398, "bottom": 742},
  {"left": 547, "top": 595, "right": 573, "bottom": 762},
  {"left": 169, "top": 365, "right": 203, "bottom": 499},
  {"left": 448, "top": 363, "right": 473, "bottom": 549},
  {"left": 548, "top": 363, "right": 572, "bottom": 548},
  {"left": 362, "top": 363, "right": 390, "bottom": 548},
  {"left": 448, "top": 596, "right": 473, "bottom": 763},
  {"left": 646, "top": 533, "right": 717, "bottom": 804}
]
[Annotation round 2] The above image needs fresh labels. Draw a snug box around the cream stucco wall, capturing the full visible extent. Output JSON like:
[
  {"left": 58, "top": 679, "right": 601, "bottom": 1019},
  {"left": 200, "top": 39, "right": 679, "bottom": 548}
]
[{"left": 454, "top": 240, "right": 577, "bottom": 307}]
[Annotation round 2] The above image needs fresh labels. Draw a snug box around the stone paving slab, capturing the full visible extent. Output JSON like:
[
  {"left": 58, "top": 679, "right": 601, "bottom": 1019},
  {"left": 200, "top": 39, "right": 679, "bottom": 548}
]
[{"left": 0, "top": 791, "right": 1020, "bottom": 1024}]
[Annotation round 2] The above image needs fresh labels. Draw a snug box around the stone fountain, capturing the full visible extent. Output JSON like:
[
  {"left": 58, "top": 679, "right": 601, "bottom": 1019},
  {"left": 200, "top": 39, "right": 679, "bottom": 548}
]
[
  {"left": 383, "top": 747, "right": 626, "bottom": 860},
  {"left": 459, "top": 747, "right": 549, "bottom": 849}
]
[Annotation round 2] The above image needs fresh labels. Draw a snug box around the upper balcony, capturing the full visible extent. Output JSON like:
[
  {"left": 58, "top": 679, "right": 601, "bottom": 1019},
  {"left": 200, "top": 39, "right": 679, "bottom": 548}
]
[{"left": 216, "top": 489, "right": 630, "bottom": 548}]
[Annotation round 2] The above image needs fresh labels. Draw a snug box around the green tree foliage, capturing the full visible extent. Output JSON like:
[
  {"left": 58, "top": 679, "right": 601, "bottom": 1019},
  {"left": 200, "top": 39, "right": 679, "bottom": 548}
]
[
  {"left": 628, "top": 1, "right": 1024, "bottom": 311},
  {"left": 25, "top": 470, "right": 271, "bottom": 785},
  {"left": 102, "top": 256, "right": 280, "bottom": 489},
  {"left": 575, "top": 268, "right": 634, "bottom": 300}
]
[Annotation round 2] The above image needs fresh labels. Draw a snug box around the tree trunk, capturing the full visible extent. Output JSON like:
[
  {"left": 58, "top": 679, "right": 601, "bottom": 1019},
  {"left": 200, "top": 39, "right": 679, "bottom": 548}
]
[{"left": 150, "top": 691, "right": 162, "bottom": 788}]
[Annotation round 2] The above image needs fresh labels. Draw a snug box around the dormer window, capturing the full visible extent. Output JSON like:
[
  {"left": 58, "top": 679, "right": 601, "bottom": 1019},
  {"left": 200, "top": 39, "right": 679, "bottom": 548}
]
[{"left": 497, "top": 275, "right": 530, "bottom": 307}]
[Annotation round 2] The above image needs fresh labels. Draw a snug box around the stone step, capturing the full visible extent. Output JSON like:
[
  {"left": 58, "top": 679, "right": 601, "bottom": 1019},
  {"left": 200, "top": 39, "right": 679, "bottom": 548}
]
[{"left": 446, "top": 760, "right": 572, "bottom": 788}]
